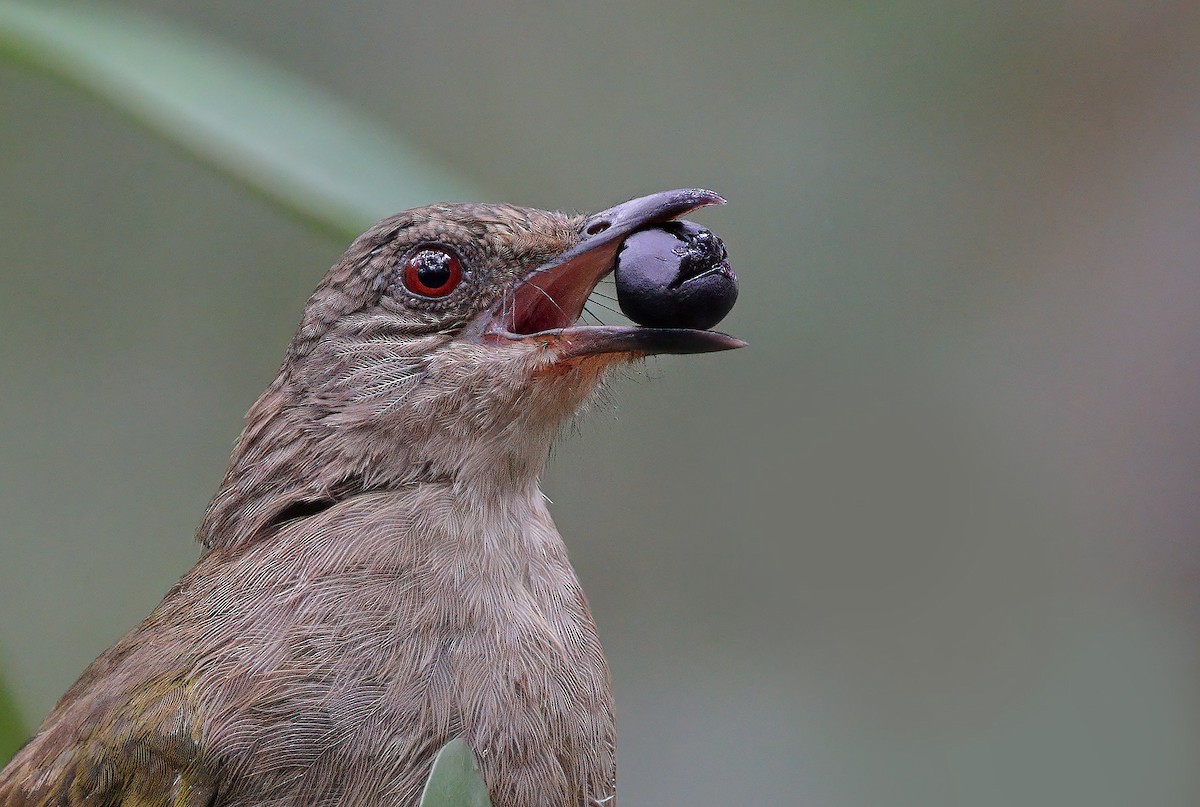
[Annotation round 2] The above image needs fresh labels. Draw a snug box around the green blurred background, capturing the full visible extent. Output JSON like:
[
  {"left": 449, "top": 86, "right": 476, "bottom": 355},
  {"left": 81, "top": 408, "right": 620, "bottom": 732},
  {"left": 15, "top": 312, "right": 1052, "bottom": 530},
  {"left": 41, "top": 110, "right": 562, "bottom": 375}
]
[{"left": 2, "top": 1, "right": 1199, "bottom": 804}]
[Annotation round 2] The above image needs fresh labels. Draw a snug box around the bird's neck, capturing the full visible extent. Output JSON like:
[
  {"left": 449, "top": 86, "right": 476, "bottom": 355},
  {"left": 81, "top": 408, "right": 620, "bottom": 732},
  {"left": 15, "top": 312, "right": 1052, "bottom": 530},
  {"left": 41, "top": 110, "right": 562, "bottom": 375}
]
[{"left": 197, "top": 372, "right": 563, "bottom": 553}]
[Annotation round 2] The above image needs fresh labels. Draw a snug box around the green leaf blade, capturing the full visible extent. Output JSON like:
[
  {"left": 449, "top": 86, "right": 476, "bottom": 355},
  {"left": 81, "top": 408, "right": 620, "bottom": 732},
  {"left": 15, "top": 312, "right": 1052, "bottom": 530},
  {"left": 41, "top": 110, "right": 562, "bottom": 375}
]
[
  {"left": 419, "top": 739, "right": 495, "bottom": 807},
  {"left": 0, "top": 671, "right": 27, "bottom": 767},
  {"left": 0, "top": 1, "right": 479, "bottom": 240}
]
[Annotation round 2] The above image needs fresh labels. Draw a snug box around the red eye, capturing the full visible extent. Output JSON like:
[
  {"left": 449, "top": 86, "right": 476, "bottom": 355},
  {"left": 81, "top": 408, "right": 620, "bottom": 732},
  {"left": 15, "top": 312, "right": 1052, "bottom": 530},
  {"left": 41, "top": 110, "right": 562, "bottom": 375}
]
[{"left": 401, "top": 247, "right": 462, "bottom": 298}]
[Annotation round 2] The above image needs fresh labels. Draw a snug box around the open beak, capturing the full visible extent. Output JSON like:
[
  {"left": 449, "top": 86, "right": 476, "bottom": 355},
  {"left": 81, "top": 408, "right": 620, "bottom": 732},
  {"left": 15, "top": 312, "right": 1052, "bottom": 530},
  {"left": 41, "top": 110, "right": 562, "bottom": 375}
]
[{"left": 481, "top": 188, "right": 747, "bottom": 359}]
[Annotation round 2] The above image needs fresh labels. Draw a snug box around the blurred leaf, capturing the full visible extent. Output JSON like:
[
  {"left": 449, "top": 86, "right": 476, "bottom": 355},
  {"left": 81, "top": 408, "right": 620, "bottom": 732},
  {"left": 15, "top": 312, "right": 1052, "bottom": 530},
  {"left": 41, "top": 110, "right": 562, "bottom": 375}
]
[
  {"left": 419, "top": 739, "right": 494, "bottom": 807},
  {"left": 0, "top": 1, "right": 479, "bottom": 241},
  {"left": 0, "top": 671, "right": 27, "bottom": 766}
]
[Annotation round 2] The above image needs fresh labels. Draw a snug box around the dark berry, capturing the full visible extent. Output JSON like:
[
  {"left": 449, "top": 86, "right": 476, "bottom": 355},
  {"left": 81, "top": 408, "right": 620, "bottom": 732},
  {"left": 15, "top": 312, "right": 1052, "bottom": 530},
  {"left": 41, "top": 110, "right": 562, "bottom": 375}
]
[{"left": 614, "top": 221, "right": 738, "bottom": 330}]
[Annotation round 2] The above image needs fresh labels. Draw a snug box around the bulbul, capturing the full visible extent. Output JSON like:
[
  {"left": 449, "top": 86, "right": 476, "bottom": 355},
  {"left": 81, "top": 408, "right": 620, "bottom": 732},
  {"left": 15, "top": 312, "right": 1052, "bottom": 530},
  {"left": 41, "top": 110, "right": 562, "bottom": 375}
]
[{"left": 0, "top": 188, "right": 742, "bottom": 807}]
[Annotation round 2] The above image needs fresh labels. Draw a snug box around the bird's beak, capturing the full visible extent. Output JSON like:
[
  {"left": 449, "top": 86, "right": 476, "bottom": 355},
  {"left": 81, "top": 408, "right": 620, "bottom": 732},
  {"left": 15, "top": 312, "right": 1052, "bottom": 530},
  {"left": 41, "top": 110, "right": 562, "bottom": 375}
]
[{"left": 479, "top": 188, "right": 747, "bottom": 359}]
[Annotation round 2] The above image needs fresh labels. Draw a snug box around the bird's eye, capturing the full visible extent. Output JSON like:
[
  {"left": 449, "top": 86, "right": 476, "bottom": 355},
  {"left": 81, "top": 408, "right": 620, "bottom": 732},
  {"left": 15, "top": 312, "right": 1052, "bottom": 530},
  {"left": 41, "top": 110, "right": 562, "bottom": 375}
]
[{"left": 401, "top": 247, "right": 463, "bottom": 298}]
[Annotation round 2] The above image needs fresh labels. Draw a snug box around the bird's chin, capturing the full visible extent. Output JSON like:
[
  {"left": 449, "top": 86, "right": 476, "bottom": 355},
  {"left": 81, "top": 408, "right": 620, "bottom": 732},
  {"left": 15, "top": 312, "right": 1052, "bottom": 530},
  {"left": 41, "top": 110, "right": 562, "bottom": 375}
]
[{"left": 469, "top": 188, "right": 746, "bottom": 360}]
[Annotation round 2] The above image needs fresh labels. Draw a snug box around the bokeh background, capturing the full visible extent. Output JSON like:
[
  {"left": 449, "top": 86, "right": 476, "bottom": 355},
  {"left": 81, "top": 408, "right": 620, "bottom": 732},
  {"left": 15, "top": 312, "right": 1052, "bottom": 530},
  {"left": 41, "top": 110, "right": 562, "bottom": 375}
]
[{"left": 3, "top": 1, "right": 1200, "bottom": 804}]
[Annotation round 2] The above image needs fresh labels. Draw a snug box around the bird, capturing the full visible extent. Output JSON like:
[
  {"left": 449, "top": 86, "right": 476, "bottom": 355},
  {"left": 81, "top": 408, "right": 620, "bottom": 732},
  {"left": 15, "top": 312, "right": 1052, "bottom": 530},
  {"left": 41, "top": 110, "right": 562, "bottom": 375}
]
[{"left": 0, "top": 188, "right": 743, "bottom": 807}]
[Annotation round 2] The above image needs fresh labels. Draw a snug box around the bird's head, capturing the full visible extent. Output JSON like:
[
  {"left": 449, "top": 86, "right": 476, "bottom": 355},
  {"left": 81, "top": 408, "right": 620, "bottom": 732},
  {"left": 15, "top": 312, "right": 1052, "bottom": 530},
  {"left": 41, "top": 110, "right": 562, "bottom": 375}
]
[{"left": 199, "top": 189, "right": 742, "bottom": 550}]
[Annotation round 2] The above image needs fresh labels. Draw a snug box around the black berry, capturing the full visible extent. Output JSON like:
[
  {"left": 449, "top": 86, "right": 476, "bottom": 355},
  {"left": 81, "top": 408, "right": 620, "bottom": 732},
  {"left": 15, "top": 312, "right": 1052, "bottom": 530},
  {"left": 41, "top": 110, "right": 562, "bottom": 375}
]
[{"left": 614, "top": 221, "right": 738, "bottom": 330}]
